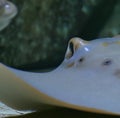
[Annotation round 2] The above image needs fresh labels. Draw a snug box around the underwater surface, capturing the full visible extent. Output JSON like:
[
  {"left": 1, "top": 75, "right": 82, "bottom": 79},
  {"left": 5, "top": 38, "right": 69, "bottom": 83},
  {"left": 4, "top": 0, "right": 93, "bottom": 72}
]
[{"left": 0, "top": 0, "right": 120, "bottom": 117}]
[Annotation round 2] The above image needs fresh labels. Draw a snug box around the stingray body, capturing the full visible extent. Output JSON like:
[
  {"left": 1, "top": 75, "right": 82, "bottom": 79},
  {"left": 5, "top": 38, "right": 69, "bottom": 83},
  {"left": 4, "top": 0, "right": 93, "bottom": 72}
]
[
  {"left": 0, "top": 0, "right": 17, "bottom": 31},
  {"left": 1, "top": 37, "right": 120, "bottom": 115}
]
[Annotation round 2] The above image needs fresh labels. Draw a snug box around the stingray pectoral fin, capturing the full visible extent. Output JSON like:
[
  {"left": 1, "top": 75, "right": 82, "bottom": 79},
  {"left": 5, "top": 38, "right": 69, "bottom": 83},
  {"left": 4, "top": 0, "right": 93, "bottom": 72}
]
[
  {"left": 0, "top": 64, "right": 83, "bottom": 110},
  {"left": 0, "top": 63, "right": 66, "bottom": 110},
  {"left": 0, "top": 64, "right": 119, "bottom": 115},
  {"left": 0, "top": 64, "right": 64, "bottom": 110},
  {"left": 0, "top": 63, "right": 104, "bottom": 113},
  {"left": 0, "top": 63, "right": 77, "bottom": 111},
  {"left": 0, "top": 65, "right": 115, "bottom": 115},
  {"left": 0, "top": 63, "right": 50, "bottom": 110}
]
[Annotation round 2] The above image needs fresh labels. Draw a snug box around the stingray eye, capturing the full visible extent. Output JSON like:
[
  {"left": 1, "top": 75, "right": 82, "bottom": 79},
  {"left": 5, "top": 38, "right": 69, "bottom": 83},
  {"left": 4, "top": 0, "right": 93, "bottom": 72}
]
[
  {"left": 65, "top": 37, "right": 88, "bottom": 60},
  {"left": 69, "top": 42, "right": 74, "bottom": 57},
  {"left": 102, "top": 59, "right": 112, "bottom": 66}
]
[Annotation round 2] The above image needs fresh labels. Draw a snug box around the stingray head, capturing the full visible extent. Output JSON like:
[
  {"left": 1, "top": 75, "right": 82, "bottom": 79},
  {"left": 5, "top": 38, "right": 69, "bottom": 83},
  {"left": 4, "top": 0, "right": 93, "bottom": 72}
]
[{"left": 63, "top": 37, "right": 120, "bottom": 79}]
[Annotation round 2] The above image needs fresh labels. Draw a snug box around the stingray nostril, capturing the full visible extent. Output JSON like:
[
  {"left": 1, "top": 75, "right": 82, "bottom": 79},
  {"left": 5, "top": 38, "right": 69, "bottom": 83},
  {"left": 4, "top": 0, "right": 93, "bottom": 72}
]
[{"left": 79, "top": 57, "right": 85, "bottom": 62}]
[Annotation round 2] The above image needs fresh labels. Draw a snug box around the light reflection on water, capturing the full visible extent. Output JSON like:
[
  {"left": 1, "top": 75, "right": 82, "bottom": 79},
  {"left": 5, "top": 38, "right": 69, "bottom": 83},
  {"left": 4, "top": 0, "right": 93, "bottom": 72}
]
[{"left": 0, "top": 102, "right": 32, "bottom": 117}]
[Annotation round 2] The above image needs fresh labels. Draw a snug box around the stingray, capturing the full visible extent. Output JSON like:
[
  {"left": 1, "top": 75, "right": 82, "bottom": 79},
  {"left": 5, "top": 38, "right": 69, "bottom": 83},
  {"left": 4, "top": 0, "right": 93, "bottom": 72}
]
[{"left": 1, "top": 36, "right": 120, "bottom": 115}]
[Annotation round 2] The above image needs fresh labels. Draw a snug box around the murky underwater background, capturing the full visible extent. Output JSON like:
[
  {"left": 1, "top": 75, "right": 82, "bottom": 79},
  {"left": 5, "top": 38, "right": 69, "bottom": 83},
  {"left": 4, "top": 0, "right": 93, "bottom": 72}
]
[{"left": 0, "top": 0, "right": 120, "bottom": 117}]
